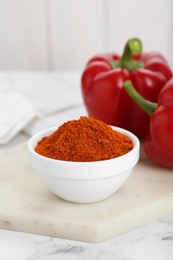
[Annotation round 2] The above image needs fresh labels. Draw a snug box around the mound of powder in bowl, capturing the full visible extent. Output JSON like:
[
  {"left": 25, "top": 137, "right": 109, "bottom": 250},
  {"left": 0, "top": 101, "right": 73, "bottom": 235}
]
[{"left": 35, "top": 116, "right": 133, "bottom": 162}]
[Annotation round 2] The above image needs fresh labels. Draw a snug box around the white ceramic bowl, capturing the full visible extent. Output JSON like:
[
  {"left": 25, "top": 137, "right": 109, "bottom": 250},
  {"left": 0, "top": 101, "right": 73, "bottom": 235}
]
[{"left": 28, "top": 126, "right": 140, "bottom": 204}]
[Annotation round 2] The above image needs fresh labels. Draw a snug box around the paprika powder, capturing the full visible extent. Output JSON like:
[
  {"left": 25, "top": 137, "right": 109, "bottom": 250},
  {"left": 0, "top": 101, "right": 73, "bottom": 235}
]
[{"left": 35, "top": 116, "right": 133, "bottom": 162}]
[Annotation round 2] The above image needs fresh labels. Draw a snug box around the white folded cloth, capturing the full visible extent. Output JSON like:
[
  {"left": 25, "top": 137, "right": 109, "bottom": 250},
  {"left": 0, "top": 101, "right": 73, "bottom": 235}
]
[
  {"left": 0, "top": 88, "right": 38, "bottom": 145},
  {"left": 0, "top": 70, "right": 87, "bottom": 145}
]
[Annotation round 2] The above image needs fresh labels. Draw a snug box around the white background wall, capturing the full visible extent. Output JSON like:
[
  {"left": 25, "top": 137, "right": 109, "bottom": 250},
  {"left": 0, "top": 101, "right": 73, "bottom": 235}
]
[{"left": 0, "top": 0, "right": 172, "bottom": 70}]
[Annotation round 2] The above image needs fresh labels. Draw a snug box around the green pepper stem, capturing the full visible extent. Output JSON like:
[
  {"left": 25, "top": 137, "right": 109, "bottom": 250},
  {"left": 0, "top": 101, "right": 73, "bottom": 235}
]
[
  {"left": 109, "top": 38, "right": 144, "bottom": 71},
  {"left": 124, "top": 80, "right": 157, "bottom": 116},
  {"left": 121, "top": 38, "right": 143, "bottom": 62}
]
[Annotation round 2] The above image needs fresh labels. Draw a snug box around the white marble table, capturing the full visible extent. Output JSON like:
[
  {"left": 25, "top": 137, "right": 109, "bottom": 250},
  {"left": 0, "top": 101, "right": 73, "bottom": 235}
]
[{"left": 0, "top": 71, "right": 173, "bottom": 260}]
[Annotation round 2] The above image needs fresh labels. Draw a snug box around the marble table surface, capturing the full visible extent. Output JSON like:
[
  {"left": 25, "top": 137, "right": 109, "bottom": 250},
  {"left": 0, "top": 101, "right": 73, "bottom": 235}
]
[{"left": 0, "top": 71, "right": 173, "bottom": 260}]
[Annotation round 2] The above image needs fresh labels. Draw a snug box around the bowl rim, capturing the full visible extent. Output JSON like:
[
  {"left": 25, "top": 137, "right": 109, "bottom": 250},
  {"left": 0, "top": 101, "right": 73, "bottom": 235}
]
[{"left": 28, "top": 125, "right": 140, "bottom": 179}]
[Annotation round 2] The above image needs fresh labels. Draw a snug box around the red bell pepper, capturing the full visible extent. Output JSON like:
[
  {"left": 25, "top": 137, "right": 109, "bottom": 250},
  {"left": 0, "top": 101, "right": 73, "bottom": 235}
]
[
  {"left": 124, "top": 79, "right": 173, "bottom": 168},
  {"left": 81, "top": 38, "right": 172, "bottom": 139}
]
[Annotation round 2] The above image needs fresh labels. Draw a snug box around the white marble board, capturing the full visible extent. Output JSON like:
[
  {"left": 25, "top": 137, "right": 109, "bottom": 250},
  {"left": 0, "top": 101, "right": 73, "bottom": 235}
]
[{"left": 0, "top": 144, "right": 173, "bottom": 243}]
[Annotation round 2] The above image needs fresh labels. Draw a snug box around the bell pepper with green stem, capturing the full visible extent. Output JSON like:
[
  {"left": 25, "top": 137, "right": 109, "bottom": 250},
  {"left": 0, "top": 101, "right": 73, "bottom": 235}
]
[
  {"left": 81, "top": 38, "right": 172, "bottom": 139},
  {"left": 124, "top": 79, "right": 173, "bottom": 168}
]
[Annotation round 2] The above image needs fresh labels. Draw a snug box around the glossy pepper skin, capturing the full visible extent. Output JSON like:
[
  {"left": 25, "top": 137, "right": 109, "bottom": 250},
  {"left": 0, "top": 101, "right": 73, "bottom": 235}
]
[
  {"left": 124, "top": 79, "right": 173, "bottom": 168},
  {"left": 81, "top": 38, "right": 172, "bottom": 139}
]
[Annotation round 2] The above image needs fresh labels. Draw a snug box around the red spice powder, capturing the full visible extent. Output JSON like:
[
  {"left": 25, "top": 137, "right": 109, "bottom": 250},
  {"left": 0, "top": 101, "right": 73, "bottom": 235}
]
[{"left": 35, "top": 116, "right": 133, "bottom": 162}]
